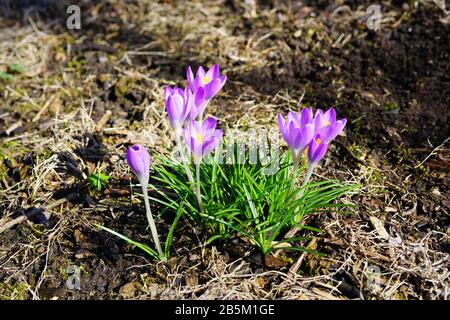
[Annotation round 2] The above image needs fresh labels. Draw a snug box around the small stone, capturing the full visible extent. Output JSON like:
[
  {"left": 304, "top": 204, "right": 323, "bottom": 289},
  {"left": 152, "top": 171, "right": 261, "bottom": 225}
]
[
  {"left": 431, "top": 188, "right": 441, "bottom": 196},
  {"left": 256, "top": 277, "right": 267, "bottom": 288},
  {"left": 119, "top": 282, "right": 138, "bottom": 299},
  {"left": 369, "top": 216, "right": 390, "bottom": 240},
  {"left": 74, "top": 229, "right": 84, "bottom": 244},
  {"left": 147, "top": 284, "right": 160, "bottom": 299},
  {"left": 293, "top": 30, "right": 302, "bottom": 38},
  {"left": 75, "top": 250, "right": 93, "bottom": 259},
  {"left": 189, "top": 254, "right": 199, "bottom": 261}
]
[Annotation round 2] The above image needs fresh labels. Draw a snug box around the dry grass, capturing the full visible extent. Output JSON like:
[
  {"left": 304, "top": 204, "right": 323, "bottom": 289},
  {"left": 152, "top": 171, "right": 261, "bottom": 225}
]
[{"left": 0, "top": 0, "right": 448, "bottom": 300}]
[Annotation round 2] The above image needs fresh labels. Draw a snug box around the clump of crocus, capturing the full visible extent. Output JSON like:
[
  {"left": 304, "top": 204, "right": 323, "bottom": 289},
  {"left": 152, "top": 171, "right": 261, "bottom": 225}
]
[
  {"left": 164, "top": 64, "right": 226, "bottom": 212},
  {"left": 186, "top": 64, "right": 227, "bottom": 119},
  {"left": 183, "top": 117, "right": 223, "bottom": 211},
  {"left": 126, "top": 144, "right": 165, "bottom": 261},
  {"left": 278, "top": 107, "right": 346, "bottom": 195}
]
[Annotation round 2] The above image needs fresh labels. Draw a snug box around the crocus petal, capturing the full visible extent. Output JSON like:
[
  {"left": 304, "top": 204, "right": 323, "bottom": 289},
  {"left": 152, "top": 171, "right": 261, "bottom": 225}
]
[
  {"left": 189, "top": 87, "right": 206, "bottom": 119},
  {"left": 300, "top": 107, "right": 314, "bottom": 126},
  {"left": 314, "top": 109, "right": 323, "bottom": 119},
  {"left": 202, "top": 117, "right": 217, "bottom": 131},
  {"left": 308, "top": 134, "right": 328, "bottom": 164},
  {"left": 187, "top": 66, "right": 195, "bottom": 90},
  {"left": 204, "top": 76, "right": 226, "bottom": 100},
  {"left": 214, "top": 75, "right": 227, "bottom": 96},
  {"left": 287, "top": 121, "right": 301, "bottom": 148},
  {"left": 196, "top": 66, "right": 206, "bottom": 86},
  {"left": 277, "top": 113, "right": 287, "bottom": 140},
  {"left": 183, "top": 125, "right": 200, "bottom": 157},
  {"left": 293, "top": 123, "right": 315, "bottom": 151},
  {"left": 197, "top": 66, "right": 206, "bottom": 79},
  {"left": 174, "top": 87, "right": 183, "bottom": 97},
  {"left": 287, "top": 111, "right": 301, "bottom": 127},
  {"left": 183, "top": 118, "right": 222, "bottom": 162},
  {"left": 314, "top": 109, "right": 326, "bottom": 130},
  {"left": 338, "top": 118, "right": 347, "bottom": 133},
  {"left": 206, "top": 64, "right": 220, "bottom": 80},
  {"left": 323, "top": 118, "right": 347, "bottom": 142},
  {"left": 202, "top": 129, "right": 223, "bottom": 156},
  {"left": 182, "top": 126, "right": 191, "bottom": 148},
  {"left": 218, "top": 74, "right": 227, "bottom": 84},
  {"left": 167, "top": 95, "right": 183, "bottom": 128},
  {"left": 195, "top": 87, "right": 205, "bottom": 106},
  {"left": 164, "top": 86, "right": 173, "bottom": 102},
  {"left": 324, "top": 108, "right": 336, "bottom": 124},
  {"left": 188, "top": 119, "right": 201, "bottom": 137},
  {"left": 312, "top": 141, "right": 328, "bottom": 163}
]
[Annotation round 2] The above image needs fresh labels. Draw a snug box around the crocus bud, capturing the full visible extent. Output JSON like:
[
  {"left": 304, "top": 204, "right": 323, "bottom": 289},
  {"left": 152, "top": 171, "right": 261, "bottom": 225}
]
[
  {"left": 165, "top": 86, "right": 191, "bottom": 131},
  {"left": 307, "top": 134, "right": 328, "bottom": 164},
  {"left": 126, "top": 144, "right": 151, "bottom": 184}
]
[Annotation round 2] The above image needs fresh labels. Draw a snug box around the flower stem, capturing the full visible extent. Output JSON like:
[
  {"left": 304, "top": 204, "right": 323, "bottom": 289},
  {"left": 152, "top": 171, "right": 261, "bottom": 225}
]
[
  {"left": 141, "top": 183, "right": 165, "bottom": 261},
  {"left": 288, "top": 150, "right": 300, "bottom": 194},
  {"left": 175, "top": 131, "right": 202, "bottom": 211},
  {"left": 195, "top": 162, "right": 204, "bottom": 212},
  {"left": 296, "top": 163, "right": 315, "bottom": 200},
  {"left": 285, "top": 162, "right": 316, "bottom": 239},
  {"left": 175, "top": 133, "right": 195, "bottom": 185}
]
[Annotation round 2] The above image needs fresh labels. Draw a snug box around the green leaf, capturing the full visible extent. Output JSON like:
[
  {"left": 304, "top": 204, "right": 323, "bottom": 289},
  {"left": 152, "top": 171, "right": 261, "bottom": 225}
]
[
  {"left": 88, "top": 172, "right": 110, "bottom": 191},
  {"left": 164, "top": 202, "right": 184, "bottom": 258},
  {"left": 95, "top": 224, "right": 160, "bottom": 260},
  {"left": 148, "top": 139, "right": 358, "bottom": 257},
  {"left": 9, "top": 63, "right": 25, "bottom": 74},
  {"left": 0, "top": 72, "right": 13, "bottom": 81}
]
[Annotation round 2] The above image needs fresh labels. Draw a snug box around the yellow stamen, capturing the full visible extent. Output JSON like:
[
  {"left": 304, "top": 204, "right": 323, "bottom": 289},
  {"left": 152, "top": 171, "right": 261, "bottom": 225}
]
[
  {"left": 325, "top": 120, "right": 331, "bottom": 126},
  {"left": 203, "top": 76, "right": 211, "bottom": 84},
  {"left": 195, "top": 133, "right": 204, "bottom": 143},
  {"left": 316, "top": 137, "right": 321, "bottom": 145}
]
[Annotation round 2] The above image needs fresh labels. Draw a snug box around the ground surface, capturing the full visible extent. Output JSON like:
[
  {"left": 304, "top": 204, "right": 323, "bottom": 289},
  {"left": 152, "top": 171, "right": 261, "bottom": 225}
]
[{"left": 0, "top": 0, "right": 449, "bottom": 300}]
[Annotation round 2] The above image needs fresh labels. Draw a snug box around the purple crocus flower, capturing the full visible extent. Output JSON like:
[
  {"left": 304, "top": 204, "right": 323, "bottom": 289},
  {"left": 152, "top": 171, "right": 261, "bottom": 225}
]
[
  {"left": 183, "top": 117, "right": 223, "bottom": 163},
  {"left": 278, "top": 108, "right": 315, "bottom": 156},
  {"left": 314, "top": 108, "right": 346, "bottom": 143},
  {"left": 307, "top": 134, "right": 328, "bottom": 164},
  {"left": 126, "top": 144, "right": 151, "bottom": 184},
  {"left": 165, "top": 86, "right": 205, "bottom": 131},
  {"left": 186, "top": 87, "right": 207, "bottom": 120},
  {"left": 187, "top": 64, "right": 227, "bottom": 101}
]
